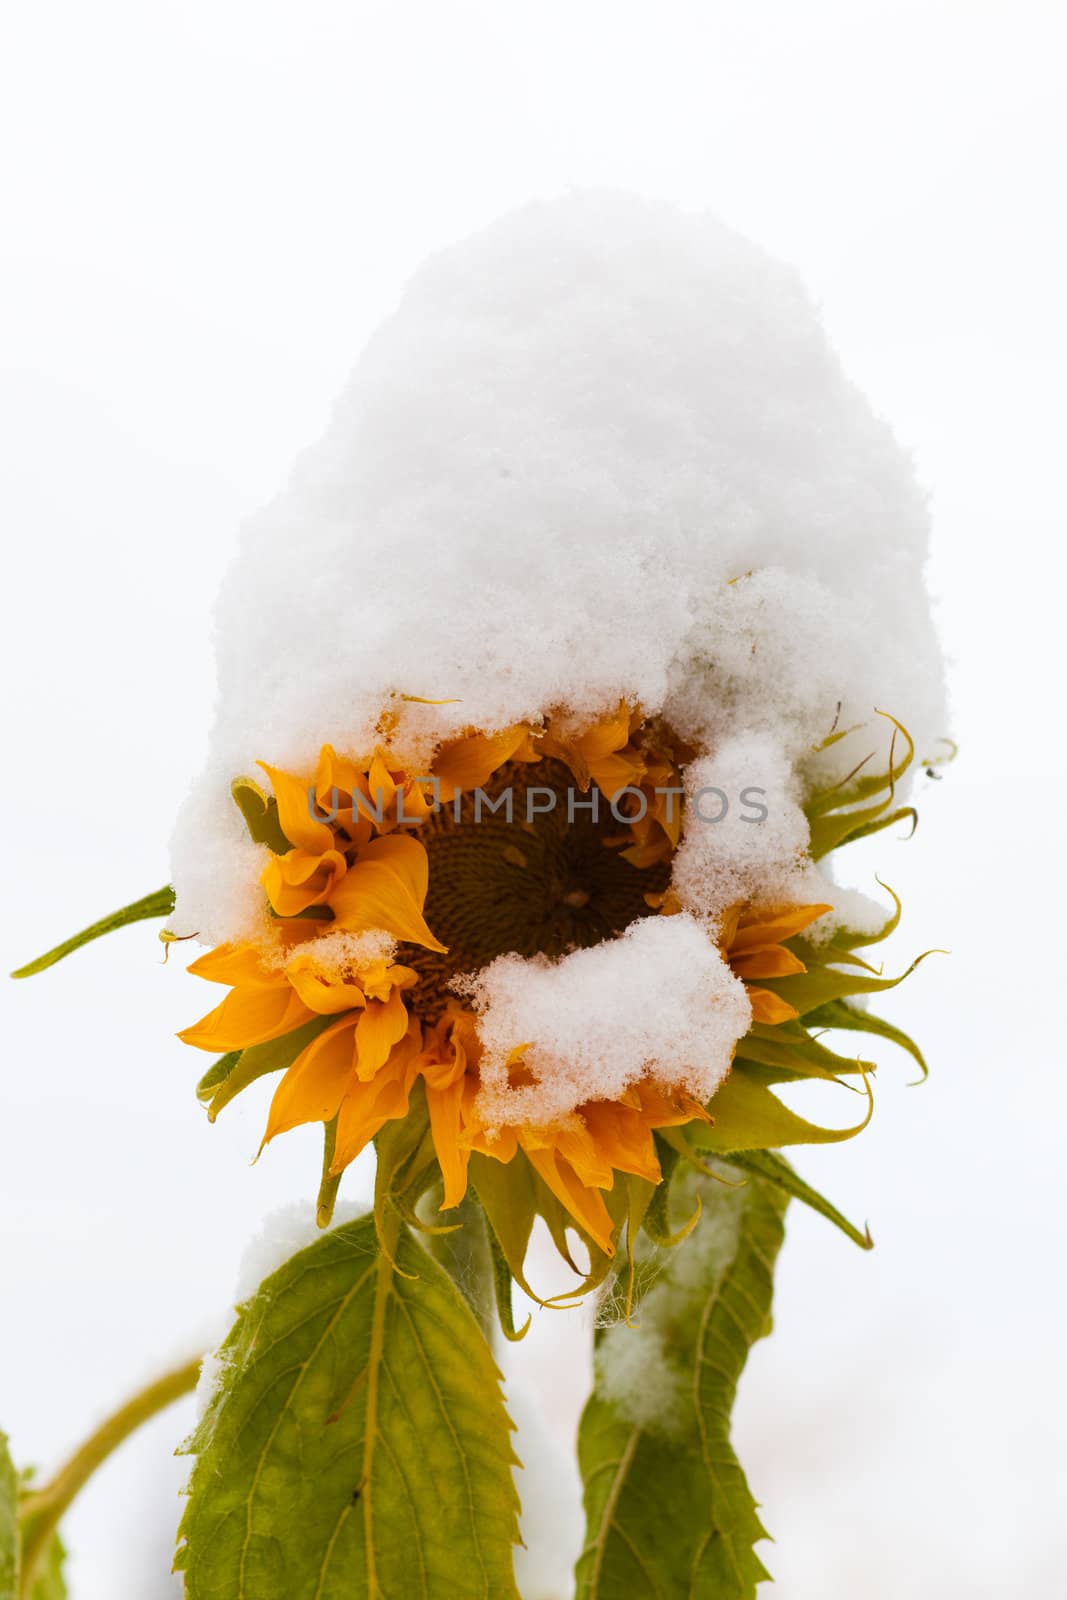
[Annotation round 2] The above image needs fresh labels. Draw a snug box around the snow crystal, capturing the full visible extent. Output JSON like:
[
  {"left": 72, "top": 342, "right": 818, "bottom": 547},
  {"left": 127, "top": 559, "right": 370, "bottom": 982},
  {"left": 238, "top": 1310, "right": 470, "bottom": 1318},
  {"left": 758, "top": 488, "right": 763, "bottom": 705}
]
[
  {"left": 169, "top": 188, "right": 945, "bottom": 1126},
  {"left": 671, "top": 734, "right": 812, "bottom": 923},
  {"left": 458, "top": 914, "right": 750, "bottom": 1127}
]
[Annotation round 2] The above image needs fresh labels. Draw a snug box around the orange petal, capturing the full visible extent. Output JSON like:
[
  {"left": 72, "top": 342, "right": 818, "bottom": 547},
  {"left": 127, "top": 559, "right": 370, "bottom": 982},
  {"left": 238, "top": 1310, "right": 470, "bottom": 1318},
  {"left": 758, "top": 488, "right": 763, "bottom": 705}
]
[
  {"left": 186, "top": 942, "right": 274, "bottom": 988},
  {"left": 354, "top": 990, "right": 412, "bottom": 1079},
  {"left": 328, "top": 835, "right": 446, "bottom": 951},
  {"left": 426, "top": 1075, "right": 472, "bottom": 1210},
  {"left": 286, "top": 955, "right": 368, "bottom": 1015},
  {"left": 524, "top": 1146, "right": 616, "bottom": 1255},
  {"left": 433, "top": 724, "right": 537, "bottom": 801},
  {"left": 331, "top": 1040, "right": 420, "bottom": 1171},
  {"left": 263, "top": 1015, "right": 358, "bottom": 1140},
  {"left": 729, "top": 945, "right": 808, "bottom": 980},
  {"left": 178, "top": 983, "right": 314, "bottom": 1052},
  {"left": 729, "top": 903, "right": 833, "bottom": 952},
  {"left": 262, "top": 847, "right": 347, "bottom": 918},
  {"left": 746, "top": 985, "right": 800, "bottom": 1025},
  {"left": 257, "top": 761, "right": 335, "bottom": 854}
]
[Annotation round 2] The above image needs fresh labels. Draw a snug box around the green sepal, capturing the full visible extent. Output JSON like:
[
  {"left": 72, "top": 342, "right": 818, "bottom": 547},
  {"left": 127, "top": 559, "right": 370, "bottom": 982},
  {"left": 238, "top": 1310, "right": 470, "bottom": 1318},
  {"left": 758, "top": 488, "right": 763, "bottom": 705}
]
[
  {"left": 176, "top": 1212, "right": 522, "bottom": 1599},
  {"left": 201, "top": 1016, "right": 334, "bottom": 1122},
  {"left": 575, "top": 1169, "right": 787, "bottom": 1599},
  {"left": 469, "top": 1151, "right": 544, "bottom": 1308},
  {"left": 806, "top": 713, "right": 914, "bottom": 818},
  {"left": 372, "top": 1080, "right": 438, "bottom": 1265},
  {"left": 806, "top": 997, "right": 928, "bottom": 1081},
  {"left": 483, "top": 1215, "right": 531, "bottom": 1342},
  {"left": 735, "top": 1020, "right": 871, "bottom": 1080},
  {"left": 758, "top": 948, "right": 938, "bottom": 1019},
  {"left": 10, "top": 887, "right": 175, "bottom": 979},
  {"left": 194, "top": 1052, "right": 241, "bottom": 1105},
  {"left": 693, "top": 1062, "right": 873, "bottom": 1152},
  {"left": 723, "top": 1148, "right": 872, "bottom": 1250},
  {"left": 231, "top": 777, "right": 292, "bottom": 854},
  {"left": 809, "top": 800, "right": 915, "bottom": 859},
  {"left": 316, "top": 1118, "right": 342, "bottom": 1228}
]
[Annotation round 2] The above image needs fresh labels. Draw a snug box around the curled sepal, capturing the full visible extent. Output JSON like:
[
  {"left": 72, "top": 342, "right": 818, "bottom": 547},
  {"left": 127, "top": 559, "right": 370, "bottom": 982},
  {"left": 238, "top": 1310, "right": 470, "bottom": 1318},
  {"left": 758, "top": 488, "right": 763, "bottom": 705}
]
[
  {"left": 641, "top": 1138, "right": 702, "bottom": 1250},
  {"left": 694, "top": 1061, "right": 874, "bottom": 1153},
  {"left": 176, "top": 1213, "right": 522, "bottom": 1600},
  {"left": 10, "top": 886, "right": 175, "bottom": 979},
  {"left": 758, "top": 948, "right": 941, "bottom": 1020},
  {"left": 201, "top": 1017, "right": 333, "bottom": 1123},
  {"left": 231, "top": 776, "right": 292, "bottom": 854},
  {"left": 806, "top": 996, "right": 929, "bottom": 1082},
  {"left": 483, "top": 1218, "right": 531, "bottom": 1343},
  {"left": 372, "top": 1080, "right": 438, "bottom": 1270},
  {"left": 724, "top": 1148, "right": 872, "bottom": 1250},
  {"left": 806, "top": 713, "right": 916, "bottom": 859}
]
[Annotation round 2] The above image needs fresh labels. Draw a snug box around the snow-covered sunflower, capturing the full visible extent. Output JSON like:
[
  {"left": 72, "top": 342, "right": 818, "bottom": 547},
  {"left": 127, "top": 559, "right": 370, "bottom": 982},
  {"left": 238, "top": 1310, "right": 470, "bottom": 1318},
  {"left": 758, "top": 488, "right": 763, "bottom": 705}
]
[{"left": 177, "top": 695, "right": 925, "bottom": 1305}]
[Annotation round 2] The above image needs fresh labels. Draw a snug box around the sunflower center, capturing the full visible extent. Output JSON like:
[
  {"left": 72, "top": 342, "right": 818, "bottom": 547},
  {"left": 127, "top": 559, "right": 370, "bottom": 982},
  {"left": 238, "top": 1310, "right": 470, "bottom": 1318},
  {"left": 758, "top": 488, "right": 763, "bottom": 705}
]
[{"left": 401, "top": 757, "right": 670, "bottom": 1018}]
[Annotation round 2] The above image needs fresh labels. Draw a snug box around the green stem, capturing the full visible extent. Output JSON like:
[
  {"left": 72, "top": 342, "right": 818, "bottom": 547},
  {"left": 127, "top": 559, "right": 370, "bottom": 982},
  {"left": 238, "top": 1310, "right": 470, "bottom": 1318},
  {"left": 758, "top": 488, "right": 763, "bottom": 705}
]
[{"left": 17, "top": 1354, "right": 201, "bottom": 1595}]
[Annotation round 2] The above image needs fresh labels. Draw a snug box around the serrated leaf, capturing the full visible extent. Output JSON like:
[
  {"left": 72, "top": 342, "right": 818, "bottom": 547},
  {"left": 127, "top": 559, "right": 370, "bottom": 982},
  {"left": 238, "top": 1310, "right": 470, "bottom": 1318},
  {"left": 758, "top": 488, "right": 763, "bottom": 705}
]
[
  {"left": 1, "top": 1433, "right": 17, "bottom": 1600},
  {"left": 28, "top": 1534, "right": 66, "bottom": 1600},
  {"left": 10, "top": 887, "right": 175, "bottom": 978},
  {"left": 576, "top": 1171, "right": 787, "bottom": 1599},
  {"left": 176, "top": 1212, "right": 521, "bottom": 1599}
]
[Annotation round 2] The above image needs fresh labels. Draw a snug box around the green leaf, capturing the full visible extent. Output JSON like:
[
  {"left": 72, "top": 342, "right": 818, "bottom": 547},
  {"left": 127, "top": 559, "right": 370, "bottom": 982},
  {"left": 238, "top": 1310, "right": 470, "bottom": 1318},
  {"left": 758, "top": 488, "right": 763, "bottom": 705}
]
[
  {"left": 10, "top": 887, "right": 175, "bottom": 978},
  {"left": 28, "top": 1534, "right": 66, "bottom": 1600},
  {"left": 0, "top": 1441, "right": 68, "bottom": 1600},
  {"left": 575, "top": 1170, "right": 787, "bottom": 1599},
  {"left": 1, "top": 1433, "right": 17, "bottom": 1600},
  {"left": 176, "top": 1211, "right": 521, "bottom": 1599}
]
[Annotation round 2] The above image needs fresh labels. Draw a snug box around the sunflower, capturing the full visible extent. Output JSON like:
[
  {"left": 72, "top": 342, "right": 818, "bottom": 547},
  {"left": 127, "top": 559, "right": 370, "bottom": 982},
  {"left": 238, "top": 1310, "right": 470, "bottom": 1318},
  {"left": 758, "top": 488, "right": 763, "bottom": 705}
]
[{"left": 178, "top": 700, "right": 915, "bottom": 1301}]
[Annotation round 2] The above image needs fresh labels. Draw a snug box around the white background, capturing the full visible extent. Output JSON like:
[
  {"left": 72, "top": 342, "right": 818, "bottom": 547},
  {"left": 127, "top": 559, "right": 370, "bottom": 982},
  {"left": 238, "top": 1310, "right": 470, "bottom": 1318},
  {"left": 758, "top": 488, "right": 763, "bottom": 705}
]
[{"left": 2, "top": 2, "right": 1065, "bottom": 1596}]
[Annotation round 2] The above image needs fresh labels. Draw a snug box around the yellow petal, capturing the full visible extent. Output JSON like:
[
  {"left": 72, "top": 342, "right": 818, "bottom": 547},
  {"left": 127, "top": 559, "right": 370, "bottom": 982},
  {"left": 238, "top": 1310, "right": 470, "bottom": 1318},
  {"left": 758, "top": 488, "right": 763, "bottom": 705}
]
[{"left": 186, "top": 941, "right": 274, "bottom": 988}]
